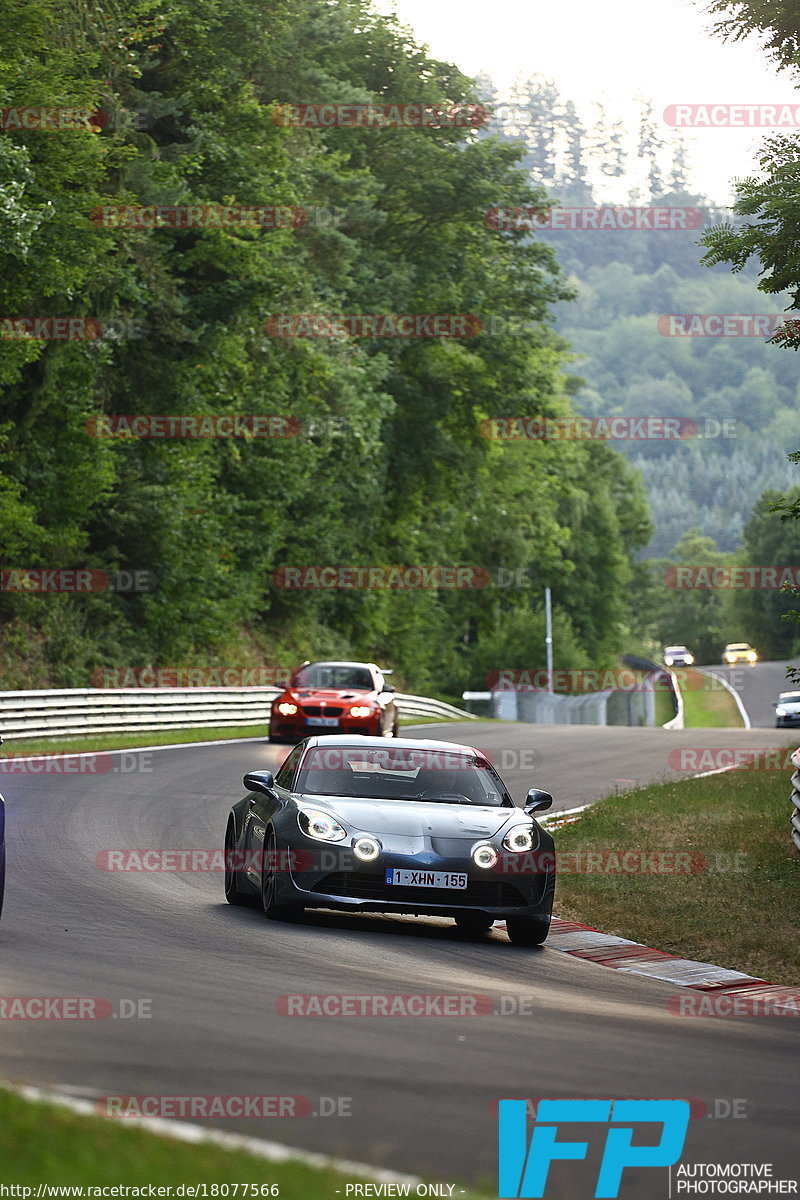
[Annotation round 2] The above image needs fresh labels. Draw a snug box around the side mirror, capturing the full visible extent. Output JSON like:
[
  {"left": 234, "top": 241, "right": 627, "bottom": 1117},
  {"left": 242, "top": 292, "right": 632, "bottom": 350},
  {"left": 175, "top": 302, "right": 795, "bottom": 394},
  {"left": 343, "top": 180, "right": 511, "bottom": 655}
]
[
  {"left": 244, "top": 770, "right": 276, "bottom": 797},
  {"left": 382, "top": 683, "right": 396, "bottom": 693},
  {"left": 524, "top": 788, "right": 553, "bottom": 814}
]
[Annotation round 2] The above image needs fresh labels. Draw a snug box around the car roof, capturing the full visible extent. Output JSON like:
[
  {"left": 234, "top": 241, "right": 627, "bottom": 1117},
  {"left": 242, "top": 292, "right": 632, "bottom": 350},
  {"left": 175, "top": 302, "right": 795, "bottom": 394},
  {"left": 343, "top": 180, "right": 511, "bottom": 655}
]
[
  {"left": 295, "top": 660, "right": 381, "bottom": 671},
  {"left": 664, "top": 645, "right": 688, "bottom": 651},
  {"left": 725, "top": 642, "right": 751, "bottom": 649},
  {"left": 778, "top": 691, "right": 800, "bottom": 699},
  {"left": 302, "top": 734, "right": 482, "bottom": 755}
]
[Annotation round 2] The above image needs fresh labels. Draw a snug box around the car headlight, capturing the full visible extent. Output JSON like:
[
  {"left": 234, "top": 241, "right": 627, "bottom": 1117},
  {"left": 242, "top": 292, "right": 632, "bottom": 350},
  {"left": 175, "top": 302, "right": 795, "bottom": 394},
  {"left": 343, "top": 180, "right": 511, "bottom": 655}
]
[
  {"left": 472, "top": 843, "right": 498, "bottom": 869},
  {"left": 276, "top": 702, "right": 298, "bottom": 716},
  {"left": 352, "top": 835, "right": 381, "bottom": 862},
  {"left": 298, "top": 808, "right": 347, "bottom": 842},
  {"left": 685, "top": 655, "right": 694, "bottom": 665},
  {"left": 747, "top": 652, "right": 757, "bottom": 661},
  {"left": 776, "top": 706, "right": 787, "bottom": 716},
  {"left": 349, "top": 705, "right": 373, "bottom": 718},
  {"left": 725, "top": 654, "right": 735, "bottom": 662},
  {"left": 664, "top": 657, "right": 673, "bottom": 666},
  {"left": 502, "top": 825, "right": 536, "bottom": 853}
]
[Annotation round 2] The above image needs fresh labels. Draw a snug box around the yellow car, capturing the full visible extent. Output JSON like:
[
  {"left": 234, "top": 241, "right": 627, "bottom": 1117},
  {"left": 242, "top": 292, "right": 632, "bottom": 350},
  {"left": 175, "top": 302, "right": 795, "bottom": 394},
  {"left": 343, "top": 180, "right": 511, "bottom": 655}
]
[{"left": 723, "top": 642, "right": 758, "bottom": 665}]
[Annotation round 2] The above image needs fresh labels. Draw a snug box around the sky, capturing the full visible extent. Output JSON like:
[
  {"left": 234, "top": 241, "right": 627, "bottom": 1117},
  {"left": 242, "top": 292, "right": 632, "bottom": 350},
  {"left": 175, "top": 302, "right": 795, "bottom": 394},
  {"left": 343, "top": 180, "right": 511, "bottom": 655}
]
[{"left": 371, "top": 0, "right": 799, "bottom": 204}]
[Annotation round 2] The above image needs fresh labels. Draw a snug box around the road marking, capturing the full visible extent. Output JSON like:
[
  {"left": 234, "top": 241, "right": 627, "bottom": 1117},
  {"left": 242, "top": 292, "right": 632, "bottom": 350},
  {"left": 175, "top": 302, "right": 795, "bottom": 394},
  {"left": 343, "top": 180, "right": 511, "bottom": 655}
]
[
  {"left": 696, "top": 668, "right": 751, "bottom": 729},
  {"left": 4, "top": 1082, "right": 425, "bottom": 1187}
]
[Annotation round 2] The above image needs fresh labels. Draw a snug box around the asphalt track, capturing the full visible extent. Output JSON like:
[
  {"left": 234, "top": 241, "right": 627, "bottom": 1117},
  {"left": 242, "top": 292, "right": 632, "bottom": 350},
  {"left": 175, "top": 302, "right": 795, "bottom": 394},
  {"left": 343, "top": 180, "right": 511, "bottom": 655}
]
[
  {"left": 697, "top": 656, "right": 800, "bottom": 729},
  {"left": 0, "top": 693, "right": 798, "bottom": 1195}
]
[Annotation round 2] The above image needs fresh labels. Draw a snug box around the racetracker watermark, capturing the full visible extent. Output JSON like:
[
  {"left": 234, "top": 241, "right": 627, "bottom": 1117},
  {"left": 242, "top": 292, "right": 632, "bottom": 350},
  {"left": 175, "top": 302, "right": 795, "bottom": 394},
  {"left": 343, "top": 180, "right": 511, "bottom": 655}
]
[
  {"left": 92, "top": 666, "right": 292, "bottom": 687},
  {"left": 668, "top": 748, "right": 795, "bottom": 772},
  {"left": 665, "top": 566, "right": 800, "bottom": 589},
  {"left": 90, "top": 205, "right": 309, "bottom": 229},
  {"left": 669, "top": 992, "right": 800, "bottom": 1017},
  {"left": 272, "top": 565, "right": 491, "bottom": 589},
  {"left": 95, "top": 1095, "right": 351, "bottom": 1118},
  {"left": 95, "top": 849, "right": 314, "bottom": 872},
  {"left": 664, "top": 103, "right": 800, "bottom": 127},
  {"left": 486, "top": 206, "right": 705, "bottom": 231},
  {"left": 478, "top": 417, "right": 730, "bottom": 441},
  {"left": 489, "top": 668, "right": 675, "bottom": 693},
  {"left": 0, "top": 107, "right": 99, "bottom": 131},
  {"left": 488, "top": 667, "right": 742, "bottom": 693},
  {"left": 271, "top": 102, "right": 488, "bottom": 128},
  {"left": 658, "top": 314, "right": 800, "bottom": 338},
  {"left": 264, "top": 314, "right": 481, "bottom": 338},
  {"left": 0, "top": 753, "right": 152, "bottom": 775},
  {"left": 0, "top": 569, "right": 154, "bottom": 592},
  {"left": 491, "top": 850, "right": 715, "bottom": 875},
  {"left": 487, "top": 1098, "right": 748, "bottom": 1120},
  {"left": 85, "top": 415, "right": 300, "bottom": 438},
  {"left": 277, "top": 993, "right": 499, "bottom": 1016},
  {"left": 0, "top": 997, "right": 151, "bottom": 1019},
  {"left": 0, "top": 318, "right": 145, "bottom": 340}
]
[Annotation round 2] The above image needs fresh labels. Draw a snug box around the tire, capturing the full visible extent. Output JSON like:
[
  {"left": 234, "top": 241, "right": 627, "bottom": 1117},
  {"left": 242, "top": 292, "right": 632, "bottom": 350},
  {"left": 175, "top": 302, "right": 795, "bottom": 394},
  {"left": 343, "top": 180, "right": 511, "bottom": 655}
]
[
  {"left": 506, "top": 916, "right": 550, "bottom": 946},
  {"left": 224, "top": 821, "right": 252, "bottom": 906},
  {"left": 261, "top": 829, "right": 302, "bottom": 921},
  {"left": 454, "top": 912, "right": 494, "bottom": 936}
]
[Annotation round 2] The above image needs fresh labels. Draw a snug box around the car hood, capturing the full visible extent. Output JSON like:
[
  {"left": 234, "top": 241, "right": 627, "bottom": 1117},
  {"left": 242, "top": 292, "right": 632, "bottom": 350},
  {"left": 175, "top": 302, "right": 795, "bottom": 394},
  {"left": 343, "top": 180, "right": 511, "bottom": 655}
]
[
  {"left": 296, "top": 796, "right": 514, "bottom": 838},
  {"left": 778, "top": 701, "right": 800, "bottom": 712},
  {"left": 287, "top": 688, "right": 376, "bottom": 703}
]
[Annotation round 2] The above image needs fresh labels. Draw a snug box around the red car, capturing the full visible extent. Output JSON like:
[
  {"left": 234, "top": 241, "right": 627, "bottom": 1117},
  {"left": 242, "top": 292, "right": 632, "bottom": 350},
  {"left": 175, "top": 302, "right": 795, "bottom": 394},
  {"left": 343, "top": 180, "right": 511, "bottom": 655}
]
[{"left": 269, "top": 661, "right": 399, "bottom": 742}]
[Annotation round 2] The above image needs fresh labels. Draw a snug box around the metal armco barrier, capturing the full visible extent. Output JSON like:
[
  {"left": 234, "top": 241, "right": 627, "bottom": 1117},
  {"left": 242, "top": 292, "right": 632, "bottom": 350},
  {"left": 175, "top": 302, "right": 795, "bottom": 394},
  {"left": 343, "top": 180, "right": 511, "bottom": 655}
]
[
  {"left": 790, "top": 748, "right": 800, "bottom": 854},
  {"left": 0, "top": 688, "right": 477, "bottom": 741}
]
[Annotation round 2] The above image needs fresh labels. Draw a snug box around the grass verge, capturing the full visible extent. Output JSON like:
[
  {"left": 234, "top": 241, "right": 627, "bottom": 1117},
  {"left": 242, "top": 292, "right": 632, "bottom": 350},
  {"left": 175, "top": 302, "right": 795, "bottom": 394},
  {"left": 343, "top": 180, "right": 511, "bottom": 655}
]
[
  {"left": 0, "top": 1087, "right": 443, "bottom": 1194},
  {"left": 677, "top": 668, "right": 744, "bottom": 728},
  {"left": 0, "top": 715, "right": 475, "bottom": 759},
  {"left": 553, "top": 765, "right": 799, "bottom": 985}
]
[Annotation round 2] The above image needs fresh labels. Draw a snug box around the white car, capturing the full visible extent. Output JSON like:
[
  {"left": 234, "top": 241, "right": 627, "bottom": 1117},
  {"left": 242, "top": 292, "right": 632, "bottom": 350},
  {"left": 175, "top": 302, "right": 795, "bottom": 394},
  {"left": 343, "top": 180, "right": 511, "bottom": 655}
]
[
  {"left": 775, "top": 691, "right": 800, "bottom": 728},
  {"left": 663, "top": 645, "right": 694, "bottom": 667}
]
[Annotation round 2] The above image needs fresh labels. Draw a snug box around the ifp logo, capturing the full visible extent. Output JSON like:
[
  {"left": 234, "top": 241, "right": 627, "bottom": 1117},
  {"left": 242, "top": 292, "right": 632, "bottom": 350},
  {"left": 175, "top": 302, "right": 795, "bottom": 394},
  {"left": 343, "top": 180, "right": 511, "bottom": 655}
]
[{"left": 498, "top": 1099, "right": 690, "bottom": 1197}]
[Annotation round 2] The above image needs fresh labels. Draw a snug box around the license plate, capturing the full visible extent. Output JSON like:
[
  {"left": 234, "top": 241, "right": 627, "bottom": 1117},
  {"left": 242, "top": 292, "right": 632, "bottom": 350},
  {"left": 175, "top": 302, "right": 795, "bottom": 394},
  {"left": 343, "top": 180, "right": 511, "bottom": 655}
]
[
  {"left": 306, "top": 716, "right": 340, "bottom": 727},
  {"left": 385, "top": 868, "right": 467, "bottom": 889}
]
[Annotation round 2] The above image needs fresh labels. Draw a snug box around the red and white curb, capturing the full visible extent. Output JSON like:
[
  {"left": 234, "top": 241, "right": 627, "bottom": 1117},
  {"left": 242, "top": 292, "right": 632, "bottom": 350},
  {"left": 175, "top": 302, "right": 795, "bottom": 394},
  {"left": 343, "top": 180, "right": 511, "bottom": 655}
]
[{"left": 541, "top": 918, "right": 799, "bottom": 1013}]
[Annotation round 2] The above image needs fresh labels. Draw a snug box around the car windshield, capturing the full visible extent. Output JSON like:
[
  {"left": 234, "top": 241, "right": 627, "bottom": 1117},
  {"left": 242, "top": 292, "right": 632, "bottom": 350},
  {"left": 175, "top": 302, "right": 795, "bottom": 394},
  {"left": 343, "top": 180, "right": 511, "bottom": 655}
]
[
  {"left": 727, "top": 644, "right": 750, "bottom": 651},
  {"left": 293, "top": 664, "right": 374, "bottom": 691},
  {"left": 665, "top": 647, "right": 687, "bottom": 654},
  {"left": 779, "top": 693, "right": 800, "bottom": 704},
  {"left": 295, "top": 745, "right": 511, "bottom": 806}
]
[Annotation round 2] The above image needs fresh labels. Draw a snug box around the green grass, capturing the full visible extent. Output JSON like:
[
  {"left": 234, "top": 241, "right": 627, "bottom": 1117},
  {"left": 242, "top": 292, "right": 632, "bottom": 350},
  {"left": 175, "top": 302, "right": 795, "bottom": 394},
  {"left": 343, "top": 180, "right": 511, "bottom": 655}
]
[
  {"left": 0, "top": 724, "right": 270, "bottom": 758},
  {"left": 675, "top": 668, "right": 744, "bottom": 728},
  {"left": 553, "top": 766, "right": 800, "bottom": 985},
  {"left": 0, "top": 1089, "right": 489, "bottom": 1196},
  {"left": 0, "top": 714, "right": 477, "bottom": 759}
]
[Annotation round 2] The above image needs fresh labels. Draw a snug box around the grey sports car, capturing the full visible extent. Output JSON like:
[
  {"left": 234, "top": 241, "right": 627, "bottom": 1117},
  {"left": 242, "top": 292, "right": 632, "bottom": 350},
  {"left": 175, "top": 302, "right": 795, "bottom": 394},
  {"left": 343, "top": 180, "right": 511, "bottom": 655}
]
[{"left": 224, "top": 735, "right": 556, "bottom": 945}]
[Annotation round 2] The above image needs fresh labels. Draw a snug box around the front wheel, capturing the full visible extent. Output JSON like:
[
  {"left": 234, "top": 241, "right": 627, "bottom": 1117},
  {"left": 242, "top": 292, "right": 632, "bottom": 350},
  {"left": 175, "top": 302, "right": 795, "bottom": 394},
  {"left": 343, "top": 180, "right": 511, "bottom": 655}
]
[
  {"left": 261, "top": 829, "right": 303, "bottom": 921},
  {"left": 506, "top": 916, "right": 550, "bottom": 946},
  {"left": 454, "top": 913, "right": 494, "bottom": 936}
]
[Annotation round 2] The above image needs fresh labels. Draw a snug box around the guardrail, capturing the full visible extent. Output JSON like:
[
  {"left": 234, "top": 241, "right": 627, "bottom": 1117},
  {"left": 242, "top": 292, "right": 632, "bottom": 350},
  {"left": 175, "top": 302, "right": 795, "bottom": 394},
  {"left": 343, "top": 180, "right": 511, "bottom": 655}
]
[
  {"left": 0, "top": 687, "right": 477, "bottom": 742},
  {"left": 790, "top": 748, "right": 800, "bottom": 854}
]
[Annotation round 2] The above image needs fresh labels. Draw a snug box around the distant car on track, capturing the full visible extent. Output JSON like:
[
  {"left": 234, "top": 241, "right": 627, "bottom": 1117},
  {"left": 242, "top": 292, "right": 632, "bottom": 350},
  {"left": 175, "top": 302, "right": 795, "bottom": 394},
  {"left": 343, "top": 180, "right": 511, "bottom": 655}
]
[
  {"left": 723, "top": 642, "right": 758, "bottom": 665},
  {"left": 663, "top": 645, "right": 694, "bottom": 667},
  {"left": 224, "top": 735, "right": 556, "bottom": 946},
  {"left": 269, "top": 660, "right": 398, "bottom": 743},
  {"left": 774, "top": 690, "right": 800, "bottom": 728}
]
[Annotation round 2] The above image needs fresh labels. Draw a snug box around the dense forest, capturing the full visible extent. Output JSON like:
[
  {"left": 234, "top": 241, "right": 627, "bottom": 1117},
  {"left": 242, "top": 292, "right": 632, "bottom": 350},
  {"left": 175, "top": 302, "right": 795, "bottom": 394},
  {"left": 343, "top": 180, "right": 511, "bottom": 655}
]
[
  {"left": 477, "top": 76, "right": 800, "bottom": 557},
  {"left": 0, "top": 0, "right": 654, "bottom": 694}
]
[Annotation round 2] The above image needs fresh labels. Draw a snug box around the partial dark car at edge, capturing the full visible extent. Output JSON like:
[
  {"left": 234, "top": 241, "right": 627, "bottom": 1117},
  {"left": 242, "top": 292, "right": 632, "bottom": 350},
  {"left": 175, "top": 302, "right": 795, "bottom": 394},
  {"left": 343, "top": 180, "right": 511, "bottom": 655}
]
[
  {"left": 224, "top": 736, "right": 556, "bottom": 946},
  {"left": 269, "top": 661, "right": 398, "bottom": 742}
]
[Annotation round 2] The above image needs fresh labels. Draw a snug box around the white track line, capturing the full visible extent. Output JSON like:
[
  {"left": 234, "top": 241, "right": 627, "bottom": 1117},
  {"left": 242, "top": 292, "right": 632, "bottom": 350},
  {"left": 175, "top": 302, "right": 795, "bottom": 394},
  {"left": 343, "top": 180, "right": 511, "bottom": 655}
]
[{"left": 696, "top": 668, "right": 751, "bottom": 729}]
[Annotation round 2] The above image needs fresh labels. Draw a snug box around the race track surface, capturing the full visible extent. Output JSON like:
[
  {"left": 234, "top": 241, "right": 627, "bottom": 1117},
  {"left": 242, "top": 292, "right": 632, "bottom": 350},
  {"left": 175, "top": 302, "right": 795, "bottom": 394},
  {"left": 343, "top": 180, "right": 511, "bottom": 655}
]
[{"left": 0, "top": 719, "right": 796, "bottom": 1195}]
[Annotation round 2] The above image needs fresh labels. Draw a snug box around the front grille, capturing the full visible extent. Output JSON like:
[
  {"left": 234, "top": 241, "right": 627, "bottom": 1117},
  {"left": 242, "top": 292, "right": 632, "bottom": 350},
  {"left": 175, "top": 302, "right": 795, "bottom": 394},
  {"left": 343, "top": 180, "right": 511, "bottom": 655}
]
[
  {"left": 302, "top": 705, "right": 344, "bottom": 717},
  {"left": 312, "top": 871, "right": 526, "bottom": 907}
]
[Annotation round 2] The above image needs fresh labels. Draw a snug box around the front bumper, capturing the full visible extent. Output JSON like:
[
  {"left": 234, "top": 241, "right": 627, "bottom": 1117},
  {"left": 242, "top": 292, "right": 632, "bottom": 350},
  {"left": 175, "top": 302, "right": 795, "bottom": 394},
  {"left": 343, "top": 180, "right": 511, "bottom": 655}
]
[
  {"left": 276, "top": 839, "right": 555, "bottom": 919},
  {"left": 269, "top": 714, "right": 382, "bottom": 740}
]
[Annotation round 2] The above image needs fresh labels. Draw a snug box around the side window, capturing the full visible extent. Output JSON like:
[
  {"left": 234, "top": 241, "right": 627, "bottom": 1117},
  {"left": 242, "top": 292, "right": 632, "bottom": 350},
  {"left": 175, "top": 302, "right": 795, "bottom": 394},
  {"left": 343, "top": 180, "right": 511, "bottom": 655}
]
[{"left": 275, "top": 743, "right": 305, "bottom": 790}]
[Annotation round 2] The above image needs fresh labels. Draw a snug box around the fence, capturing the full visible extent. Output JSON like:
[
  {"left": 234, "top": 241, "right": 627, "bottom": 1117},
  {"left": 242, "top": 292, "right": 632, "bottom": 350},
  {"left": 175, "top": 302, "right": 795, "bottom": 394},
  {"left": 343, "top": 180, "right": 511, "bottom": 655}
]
[
  {"left": 790, "top": 748, "right": 800, "bottom": 854},
  {"left": 0, "top": 687, "right": 476, "bottom": 742}
]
